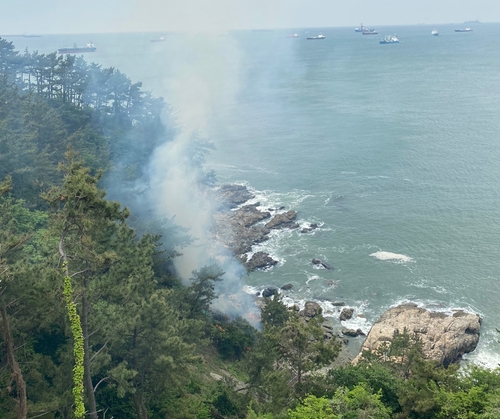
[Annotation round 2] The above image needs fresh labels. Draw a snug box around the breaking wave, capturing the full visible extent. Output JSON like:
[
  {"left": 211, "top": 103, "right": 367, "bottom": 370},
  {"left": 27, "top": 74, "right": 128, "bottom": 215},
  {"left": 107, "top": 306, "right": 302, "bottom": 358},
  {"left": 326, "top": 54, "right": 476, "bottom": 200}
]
[{"left": 370, "top": 251, "right": 414, "bottom": 263}]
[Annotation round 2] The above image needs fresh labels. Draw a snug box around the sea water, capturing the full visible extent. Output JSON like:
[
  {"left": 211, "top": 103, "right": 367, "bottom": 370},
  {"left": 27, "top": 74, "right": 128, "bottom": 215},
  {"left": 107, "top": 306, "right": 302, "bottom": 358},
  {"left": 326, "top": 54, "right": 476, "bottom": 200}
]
[{"left": 8, "top": 23, "right": 500, "bottom": 367}]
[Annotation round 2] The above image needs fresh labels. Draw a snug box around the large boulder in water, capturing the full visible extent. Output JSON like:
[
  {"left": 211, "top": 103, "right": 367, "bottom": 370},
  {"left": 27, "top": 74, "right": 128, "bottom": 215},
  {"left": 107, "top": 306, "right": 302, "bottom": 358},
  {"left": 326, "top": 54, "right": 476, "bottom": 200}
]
[
  {"left": 245, "top": 252, "right": 278, "bottom": 271},
  {"left": 312, "top": 258, "right": 333, "bottom": 270},
  {"left": 340, "top": 307, "right": 354, "bottom": 321},
  {"left": 354, "top": 303, "right": 481, "bottom": 366},
  {"left": 265, "top": 210, "right": 299, "bottom": 230},
  {"left": 262, "top": 287, "right": 279, "bottom": 298},
  {"left": 342, "top": 328, "right": 365, "bottom": 337},
  {"left": 299, "top": 301, "right": 322, "bottom": 319}
]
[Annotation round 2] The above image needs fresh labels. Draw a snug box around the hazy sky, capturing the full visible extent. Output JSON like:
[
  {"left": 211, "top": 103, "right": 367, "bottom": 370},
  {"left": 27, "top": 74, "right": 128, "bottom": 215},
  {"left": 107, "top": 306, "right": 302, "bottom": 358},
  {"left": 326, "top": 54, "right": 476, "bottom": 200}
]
[{"left": 1, "top": 0, "right": 496, "bottom": 34}]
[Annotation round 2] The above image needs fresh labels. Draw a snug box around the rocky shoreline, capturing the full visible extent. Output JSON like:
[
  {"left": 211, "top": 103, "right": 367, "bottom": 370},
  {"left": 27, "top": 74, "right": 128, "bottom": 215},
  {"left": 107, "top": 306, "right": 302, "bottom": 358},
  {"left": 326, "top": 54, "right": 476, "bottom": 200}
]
[
  {"left": 214, "top": 184, "right": 482, "bottom": 367},
  {"left": 213, "top": 184, "right": 317, "bottom": 271},
  {"left": 354, "top": 303, "right": 481, "bottom": 366}
]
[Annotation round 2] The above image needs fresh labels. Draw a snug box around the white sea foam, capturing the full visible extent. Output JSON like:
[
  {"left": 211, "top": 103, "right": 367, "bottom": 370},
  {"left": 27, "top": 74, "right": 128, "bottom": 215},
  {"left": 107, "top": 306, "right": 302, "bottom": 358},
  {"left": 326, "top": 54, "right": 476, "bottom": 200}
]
[
  {"left": 306, "top": 274, "right": 321, "bottom": 285},
  {"left": 463, "top": 350, "right": 500, "bottom": 370},
  {"left": 277, "top": 296, "right": 370, "bottom": 320},
  {"left": 242, "top": 285, "right": 260, "bottom": 295},
  {"left": 341, "top": 315, "right": 370, "bottom": 335},
  {"left": 386, "top": 298, "right": 480, "bottom": 317},
  {"left": 331, "top": 245, "right": 347, "bottom": 253},
  {"left": 298, "top": 220, "right": 323, "bottom": 230},
  {"left": 370, "top": 251, "right": 414, "bottom": 263},
  {"left": 248, "top": 228, "right": 290, "bottom": 263},
  {"left": 413, "top": 281, "right": 451, "bottom": 295},
  {"left": 462, "top": 329, "right": 500, "bottom": 370}
]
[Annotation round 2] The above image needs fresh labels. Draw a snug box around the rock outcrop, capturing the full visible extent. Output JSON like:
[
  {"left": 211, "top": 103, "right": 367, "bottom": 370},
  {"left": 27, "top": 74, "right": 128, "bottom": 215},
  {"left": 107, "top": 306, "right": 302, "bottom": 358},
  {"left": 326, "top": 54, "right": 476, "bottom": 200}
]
[
  {"left": 245, "top": 252, "right": 278, "bottom": 271},
  {"left": 216, "top": 184, "right": 255, "bottom": 209},
  {"left": 299, "top": 301, "right": 322, "bottom": 319},
  {"left": 340, "top": 307, "right": 354, "bottom": 321},
  {"left": 354, "top": 303, "right": 481, "bottom": 366},
  {"left": 265, "top": 210, "right": 299, "bottom": 230},
  {"left": 312, "top": 258, "right": 333, "bottom": 270},
  {"left": 213, "top": 185, "right": 306, "bottom": 271},
  {"left": 230, "top": 203, "right": 271, "bottom": 227},
  {"left": 262, "top": 287, "right": 279, "bottom": 298},
  {"left": 342, "top": 328, "right": 366, "bottom": 337},
  {"left": 300, "top": 223, "right": 319, "bottom": 233}
]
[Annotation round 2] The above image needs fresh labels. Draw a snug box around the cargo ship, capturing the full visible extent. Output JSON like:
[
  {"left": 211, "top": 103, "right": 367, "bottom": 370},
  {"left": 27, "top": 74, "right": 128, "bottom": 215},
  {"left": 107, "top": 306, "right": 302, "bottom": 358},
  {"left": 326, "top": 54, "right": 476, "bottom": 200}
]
[{"left": 58, "top": 42, "right": 96, "bottom": 53}]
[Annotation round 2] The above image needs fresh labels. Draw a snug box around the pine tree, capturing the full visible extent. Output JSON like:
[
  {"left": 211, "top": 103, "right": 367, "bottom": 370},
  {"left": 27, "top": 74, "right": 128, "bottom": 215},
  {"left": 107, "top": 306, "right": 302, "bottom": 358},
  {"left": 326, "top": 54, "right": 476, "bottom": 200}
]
[{"left": 43, "top": 151, "right": 129, "bottom": 419}]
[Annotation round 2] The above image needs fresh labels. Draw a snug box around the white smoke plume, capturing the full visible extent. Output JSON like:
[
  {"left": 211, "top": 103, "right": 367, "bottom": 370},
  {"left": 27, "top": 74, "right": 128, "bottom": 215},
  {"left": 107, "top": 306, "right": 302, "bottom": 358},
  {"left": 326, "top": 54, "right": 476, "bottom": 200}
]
[{"left": 146, "top": 33, "right": 260, "bottom": 325}]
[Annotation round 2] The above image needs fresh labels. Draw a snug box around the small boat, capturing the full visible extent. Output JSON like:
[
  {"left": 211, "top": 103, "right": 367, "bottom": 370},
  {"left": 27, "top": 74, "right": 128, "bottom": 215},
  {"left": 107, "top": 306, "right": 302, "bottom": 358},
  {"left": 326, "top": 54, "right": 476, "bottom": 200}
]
[
  {"left": 356, "top": 23, "right": 378, "bottom": 34},
  {"left": 306, "top": 34, "right": 325, "bottom": 40},
  {"left": 151, "top": 36, "right": 165, "bottom": 42},
  {"left": 362, "top": 28, "right": 378, "bottom": 35},
  {"left": 286, "top": 34, "right": 299, "bottom": 38},
  {"left": 455, "top": 27, "right": 473, "bottom": 32},
  {"left": 431, "top": 29, "right": 439, "bottom": 36},
  {"left": 379, "top": 35, "right": 399, "bottom": 44},
  {"left": 58, "top": 42, "right": 96, "bottom": 53}
]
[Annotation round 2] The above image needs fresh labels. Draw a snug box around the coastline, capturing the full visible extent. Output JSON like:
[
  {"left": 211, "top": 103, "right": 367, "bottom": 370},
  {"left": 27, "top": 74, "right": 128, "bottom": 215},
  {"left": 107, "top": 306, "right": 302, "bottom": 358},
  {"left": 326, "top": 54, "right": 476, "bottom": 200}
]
[{"left": 214, "top": 183, "right": 487, "bottom": 368}]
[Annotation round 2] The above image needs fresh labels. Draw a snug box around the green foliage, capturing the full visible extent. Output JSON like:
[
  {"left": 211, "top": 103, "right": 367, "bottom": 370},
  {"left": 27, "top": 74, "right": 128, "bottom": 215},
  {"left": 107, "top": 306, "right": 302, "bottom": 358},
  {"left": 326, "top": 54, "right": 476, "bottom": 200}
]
[
  {"left": 0, "top": 39, "right": 168, "bottom": 208},
  {"left": 332, "top": 385, "right": 391, "bottom": 418},
  {"left": 261, "top": 294, "right": 290, "bottom": 330},
  {"left": 433, "top": 384, "right": 488, "bottom": 418},
  {"left": 212, "top": 314, "right": 257, "bottom": 360},
  {"left": 277, "top": 313, "right": 340, "bottom": 393},
  {"left": 62, "top": 261, "right": 85, "bottom": 419},
  {"left": 247, "top": 408, "right": 275, "bottom": 419},
  {"left": 461, "top": 365, "right": 500, "bottom": 392},
  {"left": 480, "top": 388, "right": 500, "bottom": 418},
  {"left": 328, "top": 362, "right": 402, "bottom": 412},
  {"left": 245, "top": 308, "right": 340, "bottom": 415},
  {"left": 288, "top": 395, "right": 337, "bottom": 419},
  {"left": 212, "top": 390, "right": 241, "bottom": 416},
  {"left": 186, "top": 265, "right": 225, "bottom": 319}
]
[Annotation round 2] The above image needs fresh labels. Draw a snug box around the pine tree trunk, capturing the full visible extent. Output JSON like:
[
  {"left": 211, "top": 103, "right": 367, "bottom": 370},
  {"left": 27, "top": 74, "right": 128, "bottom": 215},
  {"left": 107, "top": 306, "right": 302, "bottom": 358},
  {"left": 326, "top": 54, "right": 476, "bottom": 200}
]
[
  {"left": 0, "top": 306, "right": 27, "bottom": 419},
  {"left": 81, "top": 290, "right": 98, "bottom": 419},
  {"left": 133, "top": 393, "right": 149, "bottom": 419}
]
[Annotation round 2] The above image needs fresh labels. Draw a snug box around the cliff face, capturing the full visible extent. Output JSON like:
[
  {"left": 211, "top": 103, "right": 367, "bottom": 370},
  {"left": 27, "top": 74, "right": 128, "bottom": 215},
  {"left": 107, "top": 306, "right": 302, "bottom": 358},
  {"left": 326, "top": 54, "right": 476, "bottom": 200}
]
[{"left": 354, "top": 303, "right": 481, "bottom": 366}]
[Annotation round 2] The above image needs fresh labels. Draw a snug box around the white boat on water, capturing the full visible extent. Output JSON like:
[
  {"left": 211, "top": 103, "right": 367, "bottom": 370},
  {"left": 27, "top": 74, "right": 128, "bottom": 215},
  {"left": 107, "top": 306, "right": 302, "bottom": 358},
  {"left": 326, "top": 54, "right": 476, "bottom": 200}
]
[
  {"left": 306, "top": 34, "right": 325, "bottom": 40},
  {"left": 431, "top": 28, "right": 439, "bottom": 36},
  {"left": 379, "top": 35, "right": 399, "bottom": 44}
]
